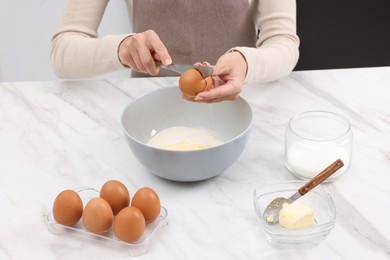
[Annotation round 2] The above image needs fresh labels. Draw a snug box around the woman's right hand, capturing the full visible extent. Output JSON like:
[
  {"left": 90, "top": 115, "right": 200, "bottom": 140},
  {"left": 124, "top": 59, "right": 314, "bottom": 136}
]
[{"left": 118, "top": 30, "right": 172, "bottom": 75}]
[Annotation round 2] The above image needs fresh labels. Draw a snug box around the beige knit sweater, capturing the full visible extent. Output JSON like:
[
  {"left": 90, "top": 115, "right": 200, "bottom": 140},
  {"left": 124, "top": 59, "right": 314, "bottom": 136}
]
[{"left": 50, "top": 0, "right": 299, "bottom": 83}]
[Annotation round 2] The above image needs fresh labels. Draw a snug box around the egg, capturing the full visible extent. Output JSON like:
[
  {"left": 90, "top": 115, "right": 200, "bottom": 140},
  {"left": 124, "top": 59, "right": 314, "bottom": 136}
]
[
  {"left": 52, "top": 190, "right": 83, "bottom": 227},
  {"left": 82, "top": 197, "right": 113, "bottom": 234},
  {"left": 100, "top": 180, "right": 130, "bottom": 215},
  {"left": 179, "top": 68, "right": 213, "bottom": 97},
  {"left": 114, "top": 206, "right": 146, "bottom": 243},
  {"left": 131, "top": 187, "right": 161, "bottom": 224}
]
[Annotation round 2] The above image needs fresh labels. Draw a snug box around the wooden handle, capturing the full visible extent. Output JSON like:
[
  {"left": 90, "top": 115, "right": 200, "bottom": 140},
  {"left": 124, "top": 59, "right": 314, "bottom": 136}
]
[{"left": 298, "top": 159, "right": 344, "bottom": 195}]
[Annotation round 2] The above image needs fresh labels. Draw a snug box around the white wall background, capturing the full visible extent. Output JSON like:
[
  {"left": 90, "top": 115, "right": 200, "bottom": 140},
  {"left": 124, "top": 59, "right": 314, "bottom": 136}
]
[{"left": 0, "top": 0, "right": 131, "bottom": 82}]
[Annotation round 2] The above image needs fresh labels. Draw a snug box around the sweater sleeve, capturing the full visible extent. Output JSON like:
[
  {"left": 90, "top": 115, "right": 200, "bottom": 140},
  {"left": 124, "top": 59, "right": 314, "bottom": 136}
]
[
  {"left": 50, "top": 0, "right": 131, "bottom": 79},
  {"left": 51, "top": 0, "right": 299, "bottom": 81},
  {"left": 232, "top": 0, "right": 300, "bottom": 84}
]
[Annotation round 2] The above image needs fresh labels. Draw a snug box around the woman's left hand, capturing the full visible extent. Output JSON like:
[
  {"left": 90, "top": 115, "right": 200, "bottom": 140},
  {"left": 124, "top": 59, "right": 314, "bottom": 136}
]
[{"left": 188, "top": 51, "right": 247, "bottom": 103}]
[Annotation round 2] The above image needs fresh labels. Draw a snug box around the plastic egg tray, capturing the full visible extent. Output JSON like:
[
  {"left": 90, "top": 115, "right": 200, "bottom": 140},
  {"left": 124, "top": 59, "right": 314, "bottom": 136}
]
[{"left": 46, "top": 186, "right": 168, "bottom": 256}]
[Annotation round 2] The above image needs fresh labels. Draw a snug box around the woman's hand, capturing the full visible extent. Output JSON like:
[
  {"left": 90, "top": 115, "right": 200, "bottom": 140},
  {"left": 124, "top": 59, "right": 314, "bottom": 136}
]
[
  {"left": 118, "top": 30, "right": 172, "bottom": 75},
  {"left": 191, "top": 51, "right": 248, "bottom": 103}
]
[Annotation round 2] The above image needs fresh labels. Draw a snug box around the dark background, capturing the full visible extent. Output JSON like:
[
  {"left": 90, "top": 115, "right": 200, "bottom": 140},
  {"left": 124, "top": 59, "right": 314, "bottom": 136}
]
[{"left": 294, "top": 0, "right": 390, "bottom": 70}]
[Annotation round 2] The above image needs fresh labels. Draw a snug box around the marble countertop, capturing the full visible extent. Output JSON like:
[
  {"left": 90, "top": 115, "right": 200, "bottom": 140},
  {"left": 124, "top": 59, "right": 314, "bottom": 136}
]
[{"left": 1, "top": 67, "right": 390, "bottom": 259}]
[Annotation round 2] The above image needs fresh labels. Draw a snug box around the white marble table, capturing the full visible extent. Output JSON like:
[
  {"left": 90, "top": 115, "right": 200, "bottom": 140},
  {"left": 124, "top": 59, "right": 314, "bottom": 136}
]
[{"left": 1, "top": 67, "right": 389, "bottom": 259}]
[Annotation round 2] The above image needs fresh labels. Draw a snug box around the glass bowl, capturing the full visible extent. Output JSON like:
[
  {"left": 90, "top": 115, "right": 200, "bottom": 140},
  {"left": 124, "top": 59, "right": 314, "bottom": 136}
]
[
  {"left": 285, "top": 110, "right": 352, "bottom": 181},
  {"left": 253, "top": 181, "right": 336, "bottom": 246}
]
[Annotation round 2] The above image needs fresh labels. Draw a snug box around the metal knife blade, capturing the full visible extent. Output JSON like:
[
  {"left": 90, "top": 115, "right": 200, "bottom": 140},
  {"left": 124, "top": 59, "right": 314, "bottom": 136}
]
[{"left": 156, "top": 62, "right": 213, "bottom": 78}]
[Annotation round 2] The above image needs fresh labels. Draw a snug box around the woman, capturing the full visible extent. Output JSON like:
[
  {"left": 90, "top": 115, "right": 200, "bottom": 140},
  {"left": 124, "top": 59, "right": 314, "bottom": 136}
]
[{"left": 50, "top": 0, "right": 299, "bottom": 103}]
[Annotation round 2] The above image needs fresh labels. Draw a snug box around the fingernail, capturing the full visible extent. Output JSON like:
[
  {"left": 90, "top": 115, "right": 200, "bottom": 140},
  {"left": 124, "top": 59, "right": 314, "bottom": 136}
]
[
  {"left": 165, "top": 58, "right": 172, "bottom": 65},
  {"left": 194, "top": 96, "right": 203, "bottom": 101}
]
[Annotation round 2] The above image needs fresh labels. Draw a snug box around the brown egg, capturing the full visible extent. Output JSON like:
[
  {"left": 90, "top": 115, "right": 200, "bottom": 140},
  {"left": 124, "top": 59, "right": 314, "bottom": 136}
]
[
  {"left": 82, "top": 197, "right": 113, "bottom": 234},
  {"left": 100, "top": 180, "right": 130, "bottom": 215},
  {"left": 131, "top": 187, "right": 161, "bottom": 224},
  {"left": 52, "top": 190, "right": 83, "bottom": 227},
  {"left": 179, "top": 68, "right": 213, "bottom": 97},
  {"left": 114, "top": 206, "right": 146, "bottom": 243}
]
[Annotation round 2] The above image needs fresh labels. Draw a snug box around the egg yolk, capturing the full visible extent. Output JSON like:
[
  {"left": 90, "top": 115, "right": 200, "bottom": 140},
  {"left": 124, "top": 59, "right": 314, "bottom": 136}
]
[{"left": 161, "top": 141, "right": 208, "bottom": 150}]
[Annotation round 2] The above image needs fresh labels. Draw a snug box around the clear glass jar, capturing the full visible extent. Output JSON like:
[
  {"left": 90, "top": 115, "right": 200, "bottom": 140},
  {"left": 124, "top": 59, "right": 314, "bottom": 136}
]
[{"left": 285, "top": 110, "right": 352, "bottom": 181}]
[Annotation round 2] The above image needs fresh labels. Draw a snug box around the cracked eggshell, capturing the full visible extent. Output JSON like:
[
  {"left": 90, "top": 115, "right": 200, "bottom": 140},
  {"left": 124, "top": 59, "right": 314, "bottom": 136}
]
[{"left": 179, "top": 68, "right": 213, "bottom": 97}]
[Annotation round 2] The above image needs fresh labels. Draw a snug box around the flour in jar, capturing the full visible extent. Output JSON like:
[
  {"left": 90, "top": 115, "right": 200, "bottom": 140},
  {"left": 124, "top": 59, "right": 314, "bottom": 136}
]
[{"left": 147, "top": 126, "right": 223, "bottom": 150}]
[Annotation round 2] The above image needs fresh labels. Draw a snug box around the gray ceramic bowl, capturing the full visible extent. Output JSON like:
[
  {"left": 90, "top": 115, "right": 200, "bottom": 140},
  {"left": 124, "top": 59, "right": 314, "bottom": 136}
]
[{"left": 121, "top": 86, "right": 253, "bottom": 182}]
